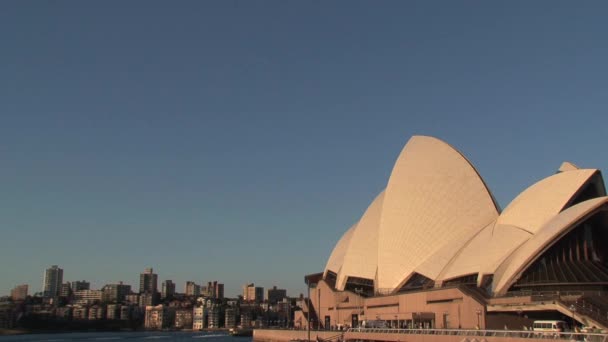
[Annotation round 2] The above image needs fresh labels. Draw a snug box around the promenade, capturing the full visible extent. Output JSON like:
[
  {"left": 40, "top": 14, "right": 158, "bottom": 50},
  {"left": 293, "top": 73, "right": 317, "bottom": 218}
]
[{"left": 254, "top": 327, "right": 608, "bottom": 342}]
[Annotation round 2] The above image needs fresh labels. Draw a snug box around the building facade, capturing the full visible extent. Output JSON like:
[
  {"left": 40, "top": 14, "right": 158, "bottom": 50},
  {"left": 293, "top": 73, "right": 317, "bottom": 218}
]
[
  {"left": 10, "top": 284, "right": 28, "bottom": 301},
  {"left": 162, "top": 280, "right": 175, "bottom": 299},
  {"left": 102, "top": 282, "right": 131, "bottom": 303},
  {"left": 43, "top": 265, "right": 63, "bottom": 298},
  {"left": 243, "top": 283, "right": 264, "bottom": 303},
  {"left": 139, "top": 268, "right": 158, "bottom": 294},
  {"left": 267, "top": 286, "right": 287, "bottom": 304}
]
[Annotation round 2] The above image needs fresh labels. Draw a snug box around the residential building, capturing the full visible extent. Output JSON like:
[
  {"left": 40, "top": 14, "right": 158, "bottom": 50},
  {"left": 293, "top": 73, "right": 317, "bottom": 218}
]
[
  {"left": 139, "top": 268, "right": 158, "bottom": 294},
  {"left": 161, "top": 280, "right": 175, "bottom": 299},
  {"left": 225, "top": 307, "right": 236, "bottom": 328},
  {"left": 88, "top": 305, "right": 105, "bottom": 320},
  {"left": 139, "top": 292, "right": 158, "bottom": 307},
  {"left": 193, "top": 306, "right": 205, "bottom": 330},
  {"left": 145, "top": 305, "right": 174, "bottom": 330},
  {"left": 240, "top": 312, "right": 251, "bottom": 328},
  {"left": 267, "top": 286, "right": 287, "bottom": 304},
  {"left": 10, "top": 284, "right": 28, "bottom": 301},
  {"left": 107, "top": 304, "right": 120, "bottom": 320},
  {"left": 120, "top": 305, "right": 132, "bottom": 320},
  {"left": 125, "top": 294, "right": 139, "bottom": 305},
  {"left": 73, "top": 289, "right": 102, "bottom": 306},
  {"left": 174, "top": 308, "right": 193, "bottom": 329},
  {"left": 0, "top": 303, "right": 15, "bottom": 329},
  {"left": 243, "top": 283, "right": 264, "bottom": 303},
  {"left": 207, "top": 305, "right": 219, "bottom": 328},
  {"left": 43, "top": 265, "right": 63, "bottom": 298},
  {"left": 102, "top": 282, "right": 131, "bottom": 303},
  {"left": 60, "top": 283, "right": 71, "bottom": 298},
  {"left": 214, "top": 282, "right": 224, "bottom": 299},
  {"left": 71, "top": 280, "right": 90, "bottom": 291},
  {"left": 72, "top": 306, "right": 88, "bottom": 320},
  {"left": 185, "top": 281, "right": 200, "bottom": 296}
]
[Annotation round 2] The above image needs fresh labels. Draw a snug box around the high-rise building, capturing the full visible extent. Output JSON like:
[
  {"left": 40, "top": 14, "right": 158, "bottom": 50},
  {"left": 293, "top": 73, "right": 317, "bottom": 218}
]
[
  {"left": 214, "top": 282, "right": 224, "bottom": 299},
  {"left": 161, "top": 280, "right": 175, "bottom": 299},
  {"left": 10, "top": 284, "right": 28, "bottom": 301},
  {"left": 267, "top": 286, "right": 287, "bottom": 304},
  {"left": 43, "top": 265, "right": 63, "bottom": 298},
  {"left": 243, "top": 283, "right": 264, "bottom": 303},
  {"left": 60, "top": 283, "right": 72, "bottom": 298},
  {"left": 102, "top": 282, "right": 131, "bottom": 303},
  {"left": 139, "top": 268, "right": 158, "bottom": 294},
  {"left": 185, "top": 281, "right": 201, "bottom": 296},
  {"left": 71, "top": 280, "right": 90, "bottom": 291}
]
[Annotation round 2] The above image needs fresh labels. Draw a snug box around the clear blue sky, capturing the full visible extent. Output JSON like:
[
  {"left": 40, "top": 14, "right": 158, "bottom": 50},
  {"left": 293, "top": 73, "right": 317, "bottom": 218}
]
[{"left": 1, "top": 1, "right": 607, "bottom": 298}]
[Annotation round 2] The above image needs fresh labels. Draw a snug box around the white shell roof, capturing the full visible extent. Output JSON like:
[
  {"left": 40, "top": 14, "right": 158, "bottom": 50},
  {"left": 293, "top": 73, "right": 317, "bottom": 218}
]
[
  {"left": 336, "top": 191, "right": 384, "bottom": 290},
  {"left": 376, "top": 136, "right": 499, "bottom": 291},
  {"left": 496, "top": 169, "right": 598, "bottom": 234},
  {"left": 324, "top": 223, "right": 357, "bottom": 277},
  {"left": 322, "top": 135, "right": 607, "bottom": 296},
  {"left": 493, "top": 196, "right": 608, "bottom": 295}
]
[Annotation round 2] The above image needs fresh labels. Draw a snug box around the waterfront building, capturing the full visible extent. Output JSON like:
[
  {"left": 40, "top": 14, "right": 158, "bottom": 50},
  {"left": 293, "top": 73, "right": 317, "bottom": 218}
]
[
  {"left": 73, "top": 289, "right": 102, "bottom": 306},
  {"left": 43, "top": 265, "right": 63, "bottom": 298},
  {"left": 88, "top": 305, "right": 105, "bottom": 320},
  {"left": 119, "top": 305, "right": 131, "bottom": 320},
  {"left": 207, "top": 305, "right": 220, "bottom": 328},
  {"left": 102, "top": 282, "right": 131, "bottom": 303},
  {"left": 225, "top": 307, "right": 236, "bottom": 328},
  {"left": 185, "top": 281, "right": 201, "bottom": 296},
  {"left": 10, "top": 284, "right": 28, "bottom": 301},
  {"left": 106, "top": 304, "right": 119, "bottom": 320},
  {"left": 145, "top": 305, "right": 175, "bottom": 330},
  {"left": 139, "top": 268, "right": 158, "bottom": 294},
  {"left": 161, "top": 280, "right": 175, "bottom": 299},
  {"left": 243, "top": 283, "right": 264, "bottom": 303},
  {"left": 175, "top": 308, "right": 193, "bottom": 329},
  {"left": 240, "top": 312, "right": 252, "bottom": 328},
  {"left": 72, "top": 306, "right": 88, "bottom": 320},
  {"left": 193, "top": 306, "right": 205, "bottom": 330},
  {"left": 303, "top": 135, "right": 608, "bottom": 331},
  {"left": 0, "top": 303, "right": 15, "bottom": 329},
  {"left": 267, "top": 286, "right": 287, "bottom": 304}
]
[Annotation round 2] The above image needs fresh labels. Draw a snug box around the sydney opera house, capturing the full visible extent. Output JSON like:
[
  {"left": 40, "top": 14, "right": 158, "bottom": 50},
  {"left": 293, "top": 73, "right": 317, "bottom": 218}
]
[{"left": 298, "top": 135, "right": 608, "bottom": 332}]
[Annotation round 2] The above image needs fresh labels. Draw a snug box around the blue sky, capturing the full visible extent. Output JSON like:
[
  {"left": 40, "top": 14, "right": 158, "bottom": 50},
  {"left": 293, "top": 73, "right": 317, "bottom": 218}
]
[{"left": 1, "top": 1, "right": 607, "bottom": 298}]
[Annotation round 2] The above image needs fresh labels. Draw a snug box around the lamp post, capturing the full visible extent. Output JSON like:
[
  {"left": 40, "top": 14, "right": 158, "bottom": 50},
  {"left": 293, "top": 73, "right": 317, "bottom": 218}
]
[
  {"left": 354, "top": 288, "right": 363, "bottom": 327},
  {"left": 569, "top": 304, "right": 576, "bottom": 331}
]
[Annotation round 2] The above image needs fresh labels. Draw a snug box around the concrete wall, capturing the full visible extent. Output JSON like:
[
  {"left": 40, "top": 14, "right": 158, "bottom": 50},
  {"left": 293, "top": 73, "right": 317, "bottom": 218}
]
[
  {"left": 308, "top": 281, "right": 486, "bottom": 330},
  {"left": 253, "top": 329, "right": 342, "bottom": 342}
]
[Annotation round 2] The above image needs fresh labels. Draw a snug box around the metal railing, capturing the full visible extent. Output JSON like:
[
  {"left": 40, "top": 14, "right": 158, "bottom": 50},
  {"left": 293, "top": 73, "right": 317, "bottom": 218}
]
[{"left": 346, "top": 327, "right": 608, "bottom": 341}]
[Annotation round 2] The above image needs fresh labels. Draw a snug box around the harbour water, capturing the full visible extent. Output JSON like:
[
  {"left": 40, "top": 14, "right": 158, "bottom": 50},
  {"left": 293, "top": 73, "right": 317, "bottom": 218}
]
[{"left": 0, "top": 331, "right": 251, "bottom": 342}]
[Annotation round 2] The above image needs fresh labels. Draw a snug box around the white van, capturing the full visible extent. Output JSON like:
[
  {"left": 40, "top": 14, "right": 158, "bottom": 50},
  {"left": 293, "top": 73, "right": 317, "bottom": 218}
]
[{"left": 532, "top": 320, "right": 566, "bottom": 333}]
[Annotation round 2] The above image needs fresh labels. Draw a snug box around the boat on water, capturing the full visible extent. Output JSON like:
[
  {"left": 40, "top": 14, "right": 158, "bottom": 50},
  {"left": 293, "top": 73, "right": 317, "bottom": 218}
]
[{"left": 229, "top": 328, "right": 253, "bottom": 337}]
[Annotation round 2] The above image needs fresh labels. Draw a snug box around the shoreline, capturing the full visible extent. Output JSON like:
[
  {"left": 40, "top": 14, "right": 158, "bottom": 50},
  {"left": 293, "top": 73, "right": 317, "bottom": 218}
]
[{"left": 0, "top": 328, "right": 231, "bottom": 336}]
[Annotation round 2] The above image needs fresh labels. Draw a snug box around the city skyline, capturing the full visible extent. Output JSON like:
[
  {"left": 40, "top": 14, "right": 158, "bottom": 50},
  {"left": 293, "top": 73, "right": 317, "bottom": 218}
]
[
  {"left": 2, "top": 2, "right": 608, "bottom": 298},
  {"left": 4, "top": 265, "right": 290, "bottom": 300}
]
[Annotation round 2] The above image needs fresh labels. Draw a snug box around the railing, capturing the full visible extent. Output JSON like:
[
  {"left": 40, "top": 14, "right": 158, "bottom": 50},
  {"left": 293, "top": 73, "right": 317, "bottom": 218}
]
[{"left": 346, "top": 327, "right": 608, "bottom": 341}]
